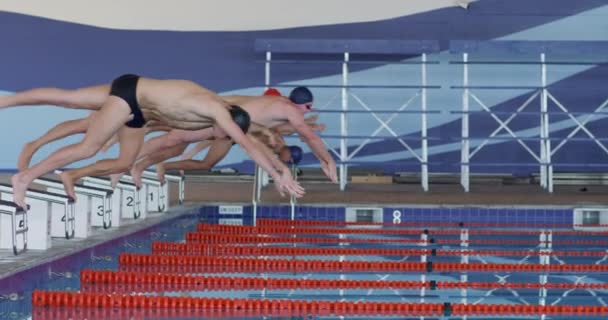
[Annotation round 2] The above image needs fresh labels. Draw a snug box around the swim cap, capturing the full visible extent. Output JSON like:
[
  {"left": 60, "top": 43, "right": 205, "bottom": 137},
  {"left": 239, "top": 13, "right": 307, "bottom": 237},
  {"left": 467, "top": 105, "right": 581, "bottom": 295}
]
[
  {"left": 288, "top": 86, "right": 313, "bottom": 104},
  {"left": 263, "top": 88, "right": 282, "bottom": 96},
  {"left": 229, "top": 105, "right": 250, "bottom": 134},
  {"left": 288, "top": 145, "right": 303, "bottom": 165}
]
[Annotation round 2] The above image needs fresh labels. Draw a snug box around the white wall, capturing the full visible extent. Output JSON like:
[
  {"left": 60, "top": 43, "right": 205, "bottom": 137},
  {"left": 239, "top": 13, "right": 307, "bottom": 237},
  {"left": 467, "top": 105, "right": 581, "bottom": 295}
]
[{"left": 0, "top": 0, "right": 468, "bottom": 31}]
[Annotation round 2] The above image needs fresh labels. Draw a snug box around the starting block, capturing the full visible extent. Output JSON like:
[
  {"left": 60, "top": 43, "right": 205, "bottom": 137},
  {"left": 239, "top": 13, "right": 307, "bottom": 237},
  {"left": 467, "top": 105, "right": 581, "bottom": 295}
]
[
  {"left": 81, "top": 176, "right": 143, "bottom": 221},
  {"left": 0, "top": 200, "right": 28, "bottom": 255},
  {"left": 0, "top": 183, "right": 75, "bottom": 242},
  {"left": 33, "top": 178, "right": 112, "bottom": 238},
  {"left": 141, "top": 170, "right": 185, "bottom": 206},
  {"left": 119, "top": 175, "right": 163, "bottom": 214}
]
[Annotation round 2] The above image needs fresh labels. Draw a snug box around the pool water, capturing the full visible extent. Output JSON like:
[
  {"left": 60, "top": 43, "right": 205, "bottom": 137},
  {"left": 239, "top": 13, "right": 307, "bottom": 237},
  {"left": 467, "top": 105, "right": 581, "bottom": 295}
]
[{"left": 1, "top": 206, "right": 608, "bottom": 319}]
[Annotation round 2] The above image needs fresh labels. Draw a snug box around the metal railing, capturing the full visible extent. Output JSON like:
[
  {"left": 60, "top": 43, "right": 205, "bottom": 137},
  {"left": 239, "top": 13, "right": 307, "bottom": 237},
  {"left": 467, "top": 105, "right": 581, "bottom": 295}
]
[
  {"left": 251, "top": 39, "right": 608, "bottom": 195},
  {"left": 450, "top": 40, "right": 608, "bottom": 192},
  {"left": 256, "top": 39, "right": 442, "bottom": 191}
]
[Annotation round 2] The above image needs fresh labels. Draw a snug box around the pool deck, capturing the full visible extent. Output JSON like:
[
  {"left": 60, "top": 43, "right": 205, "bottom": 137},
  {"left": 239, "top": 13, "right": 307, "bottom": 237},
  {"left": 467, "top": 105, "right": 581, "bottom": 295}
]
[
  {"left": 2, "top": 172, "right": 608, "bottom": 207},
  {"left": 182, "top": 176, "right": 608, "bottom": 207}
]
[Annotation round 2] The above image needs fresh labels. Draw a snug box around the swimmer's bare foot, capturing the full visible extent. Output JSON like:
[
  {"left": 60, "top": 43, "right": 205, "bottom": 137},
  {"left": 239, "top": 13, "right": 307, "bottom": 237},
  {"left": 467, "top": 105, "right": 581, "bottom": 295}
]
[
  {"left": 130, "top": 165, "right": 143, "bottom": 189},
  {"left": 17, "top": 142, "right": 37, "bottom": 171},
  {"left": 10, "top": 173, "right": 29, "bottom": 209},
  {"left": 110, "top": 173, "right": 123, "bottom": 189},
  {"left": 59, "top": 171, "right": 77, "bottom": 202},
  {"left": 155, "top": 164, "right": 166, "bottom": 185}
]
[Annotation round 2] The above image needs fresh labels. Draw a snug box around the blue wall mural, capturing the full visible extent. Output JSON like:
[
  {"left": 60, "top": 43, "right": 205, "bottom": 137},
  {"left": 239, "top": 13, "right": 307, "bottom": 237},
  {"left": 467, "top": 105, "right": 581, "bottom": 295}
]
[{"left": 0, "top": 0, "right": 607, "bottom": 175}]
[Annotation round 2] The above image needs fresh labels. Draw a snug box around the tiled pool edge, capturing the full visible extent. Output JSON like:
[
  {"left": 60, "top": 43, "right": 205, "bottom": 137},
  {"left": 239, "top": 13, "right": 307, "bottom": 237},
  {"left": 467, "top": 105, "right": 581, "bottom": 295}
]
[
  {"left": 0, "top": 203, "right": 199, "bottom": 284},
  {"left": 200, "top": 203, "right": 579, "bottom": 226}
]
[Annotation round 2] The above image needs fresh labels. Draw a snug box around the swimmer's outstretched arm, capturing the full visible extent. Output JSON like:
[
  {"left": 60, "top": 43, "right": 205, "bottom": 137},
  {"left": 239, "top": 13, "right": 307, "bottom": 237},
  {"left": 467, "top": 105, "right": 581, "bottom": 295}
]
[
  {"left": 163, "top": 129, "right": 287, "bottom": 175},
  {"left": 248, "top": 135, "right": 290, "bottom": 175},
  {"left": 135, "top": 128, "right": 214, "bottom": 163},
  {"left": 273, "top": 115, "right": 325, "bottom": 135},
  {"left": 211, "top": 108, "right": 304, "bottom": 198},
  {"left": 164, "top": 139, "right": 232, "bottom": 172},
  {"left": 286, "top": 108, "right": 337, "bottom": 183},
  {"left": 250, "top": 129, "right": 286, "bottom": 154},
  {"left": 180, "top": 141, "right": 214, "bottom": 160}
]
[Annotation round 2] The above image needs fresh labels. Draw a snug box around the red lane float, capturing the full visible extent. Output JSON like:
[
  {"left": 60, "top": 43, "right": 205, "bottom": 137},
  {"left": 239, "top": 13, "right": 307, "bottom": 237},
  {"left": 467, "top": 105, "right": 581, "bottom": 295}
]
[
  {"left": 185, "top": 233, "right": 608, "bottom": 246},
  {"left": 152, "top": 241, "right": 608, "bottom": 257},
  {"left": 79, "top": 270, "right": 608, "bottom": 293},
  {"left": 32, "top": 291, "right": 446, "bottom": 316},
  {"left": 32, "top": 291, "right": 608, "bottom": 317},
  {"left": 118, "top": 253, "right": 608, "bottom": 273},
  {"left": 197, "top": 223, "right": 608, "bottom": 236},
  {"left": 257, "top": 218, "right": 576, "bottom": 228}
]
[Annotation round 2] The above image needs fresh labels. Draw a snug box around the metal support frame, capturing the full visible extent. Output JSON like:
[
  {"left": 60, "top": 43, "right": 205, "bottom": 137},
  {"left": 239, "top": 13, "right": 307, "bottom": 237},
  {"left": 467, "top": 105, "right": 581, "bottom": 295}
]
[
  {"left": 335, "top": 54, "right": 432, "bottom": 191},
  {"left": 337, "top": 86, "right": 432, "bottom": 190},
  {"left": 252, "top": 166, "right": 259, "bottom": 227},
  {"left": 178, "top": 179, "right": 184, "bottom": 204},
  {"left": 453, "top": 40, "right": 608, "bottom": 193},
  {"left": 339, "top": 52, "right": 349, "bottom": 191},
  {"left": 11, "top": 207, "right": 28, "bottom": 255},
  {"left": 544, "top": 91, "right": 608, "bottom": 192},
  {"left": 258, "top": 40, "right": 608, "bottom": 194},
  {"left": 421, "top": 53, "right": 429, "bottom": 191},
  {"left": 540, "top": 54, "right": 549, "bottom": 191},
  {"left": 460, "top": 53, "right": 470, "bottom": 192},
  {"left": 159, "top": 187, "right": 167, "bottom": 212},
  {"left": 459, "top": 53, "right": 544, "bottom": 192},
  {"left": 65, "top": 201, "right": 75, "bottom": 238},
  {"left": 256, "top": 39, "right": 440, "bottom": 193},
  {"left": 251, "top": 50, "right": 272, "bottom": 211},
  {"left": 289, "top": 164, "right": 298, "bottom": 221},
  {"left": 538, "top": 54, "right": 567, "bottom": 193}
]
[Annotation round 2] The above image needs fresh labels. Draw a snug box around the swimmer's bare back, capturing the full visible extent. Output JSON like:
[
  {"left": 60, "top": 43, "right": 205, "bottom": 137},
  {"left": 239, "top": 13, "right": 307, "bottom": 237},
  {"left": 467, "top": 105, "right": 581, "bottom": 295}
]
[
  {"left": 223, "top": 95, "right": 291, "bottom": 128},
  {"left": 135, "top": 78, "right": 225, "bottom": 130}
]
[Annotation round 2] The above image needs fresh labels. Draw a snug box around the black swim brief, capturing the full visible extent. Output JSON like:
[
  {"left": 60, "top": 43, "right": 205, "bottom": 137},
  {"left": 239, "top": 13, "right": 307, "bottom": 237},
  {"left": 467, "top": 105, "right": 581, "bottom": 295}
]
[{"left": 110, "top": 74, "right": 146, "bottom": 128}]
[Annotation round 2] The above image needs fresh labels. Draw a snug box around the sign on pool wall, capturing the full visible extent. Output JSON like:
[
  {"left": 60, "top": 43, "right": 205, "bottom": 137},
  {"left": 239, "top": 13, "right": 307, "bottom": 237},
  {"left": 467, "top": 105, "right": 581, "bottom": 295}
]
[
  {"left": 219, "top": 205, "right": 243, "bottom": 215},
  {"left": 218, "top": 218, "right": 243, "bottom": 225}
]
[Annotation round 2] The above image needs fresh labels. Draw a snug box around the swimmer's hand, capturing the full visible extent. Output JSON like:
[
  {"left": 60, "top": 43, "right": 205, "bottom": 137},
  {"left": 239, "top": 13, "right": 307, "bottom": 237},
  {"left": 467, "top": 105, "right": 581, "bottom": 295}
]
[
  {"left": 311, "top": 123, "right": 326, "bottom": 132},
  {"left": 275, "top": 171, "right": 305, "bottom": 198},
  {"left": 304, "top": 114, "right": 319, "bottom": 124},
  {"left": 304, "top": 115, "right": 326, "bottom": 132},
  {"left": 321, "top": 159, "right": 338, "bottom": 183}
]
